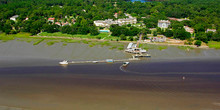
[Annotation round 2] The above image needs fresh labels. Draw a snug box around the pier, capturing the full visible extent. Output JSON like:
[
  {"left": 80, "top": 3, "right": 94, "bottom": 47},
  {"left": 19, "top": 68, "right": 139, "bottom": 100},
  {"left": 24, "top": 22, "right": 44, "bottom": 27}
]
[{"left": 60, "top": 58, "right": 140, "bottom": 65}]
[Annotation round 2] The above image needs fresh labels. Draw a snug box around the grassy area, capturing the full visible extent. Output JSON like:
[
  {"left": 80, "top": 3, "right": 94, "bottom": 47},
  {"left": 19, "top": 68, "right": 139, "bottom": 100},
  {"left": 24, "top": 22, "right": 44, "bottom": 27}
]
[
  {"left": 63, "top": 39, "right": 81, "bottom": 43},
  {"left": 178, "top": 46, "right": 194, "bottom": 50},
  {"left": 208, "top": 41, "right": 220, "bottom": 49},
  {"left": 0, "top": 33, "right": 15, "bottom": 42}
]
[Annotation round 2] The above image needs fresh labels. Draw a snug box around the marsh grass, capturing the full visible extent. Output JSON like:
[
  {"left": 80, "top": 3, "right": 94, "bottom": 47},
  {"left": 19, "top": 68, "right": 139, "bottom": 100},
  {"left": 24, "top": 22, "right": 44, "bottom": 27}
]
[
  {"left": 208, "top": 41, "right": 220, "bottom": 49},
  {"left": 158, "top": 46, "right": 168, "bottom": 51},
  {"left": 46, "top": 41, "right": 59, "bottom": 46},
  {"left": 178, "top": 46, "right": 194, "bottom": 50},
  {"left": 33, "top": 39, "right": 44, "bottom": 45}
]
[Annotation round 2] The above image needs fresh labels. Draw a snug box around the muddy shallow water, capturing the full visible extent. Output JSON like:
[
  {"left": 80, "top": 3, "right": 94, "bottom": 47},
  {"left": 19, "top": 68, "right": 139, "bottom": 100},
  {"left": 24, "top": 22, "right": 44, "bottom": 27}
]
[{"left": 0, "top": 40, "right": 220, "bottom": 110}]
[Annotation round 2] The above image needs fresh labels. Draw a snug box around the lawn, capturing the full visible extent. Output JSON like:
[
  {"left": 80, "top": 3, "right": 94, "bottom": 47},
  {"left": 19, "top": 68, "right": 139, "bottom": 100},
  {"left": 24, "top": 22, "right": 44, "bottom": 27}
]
[{"left": 208, "top": 41, "right": 220, "bottom": 49}]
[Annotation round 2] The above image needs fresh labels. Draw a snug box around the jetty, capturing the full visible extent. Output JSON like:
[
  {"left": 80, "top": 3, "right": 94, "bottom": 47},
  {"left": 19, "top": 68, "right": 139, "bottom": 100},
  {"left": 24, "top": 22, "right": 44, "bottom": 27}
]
[{"left": 59, "top": 58, "right": 139, "bottom": 65}]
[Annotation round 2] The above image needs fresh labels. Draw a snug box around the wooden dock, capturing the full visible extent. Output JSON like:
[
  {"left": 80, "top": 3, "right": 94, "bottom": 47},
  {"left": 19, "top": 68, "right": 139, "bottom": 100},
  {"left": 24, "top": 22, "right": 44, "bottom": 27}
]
[{"left": 66, "top": 58, "right": 140, "bottom": 64}]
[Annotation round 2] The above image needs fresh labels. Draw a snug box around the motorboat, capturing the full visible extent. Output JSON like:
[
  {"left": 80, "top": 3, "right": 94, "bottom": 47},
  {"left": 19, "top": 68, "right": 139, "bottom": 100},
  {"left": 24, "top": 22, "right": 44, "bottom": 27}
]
[
  {"left": 59, "top": 60, "right": 68, "bottom": 65},
  {"left": 92, "top": 61, "right": 98, "bottom": 63},
  {"left": 123, "top": 62, "right": 129, "bottom": 66}
]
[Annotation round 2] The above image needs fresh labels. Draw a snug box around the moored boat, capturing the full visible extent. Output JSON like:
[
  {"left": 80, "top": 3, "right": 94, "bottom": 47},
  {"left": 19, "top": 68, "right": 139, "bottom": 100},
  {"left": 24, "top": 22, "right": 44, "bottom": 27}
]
[
  {"left": 59, "top": 60, "right": 68, "bottom": 65},
  {"left": 123, "top": 62, "right": 129, "bottom": 66}
]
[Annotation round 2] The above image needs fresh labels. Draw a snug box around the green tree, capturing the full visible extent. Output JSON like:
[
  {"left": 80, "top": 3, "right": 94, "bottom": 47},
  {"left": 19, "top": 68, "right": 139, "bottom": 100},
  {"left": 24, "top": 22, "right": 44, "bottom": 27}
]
[
  {"left": 90, "top": 26, "right": 99, "bottom": 36},
  {"left": 195, "top": 32, "right": 208, "bottom": 43},
  {"left": 61, "top": 25, "right": 72, "bottom": 34},
  {"left": 164, "top": 29, "right": 173, "bottom": 37},
  {"left": 173, "top": 28, "right": 191, "bottom": 40},
  {"left": 128, "top": 36, "right": 134, "bottom": 41},
  {"left": 194, "top": 40, "right": 202, "bottom": 47},
  {"left": 153, "top": 31, "right": 157, "bottom": 36},
  {"left": 120, "top": 34, "right": 126, "bottom": 40},
  {"left": 43, "top": 24, "right": 60, "bottom": 33}
]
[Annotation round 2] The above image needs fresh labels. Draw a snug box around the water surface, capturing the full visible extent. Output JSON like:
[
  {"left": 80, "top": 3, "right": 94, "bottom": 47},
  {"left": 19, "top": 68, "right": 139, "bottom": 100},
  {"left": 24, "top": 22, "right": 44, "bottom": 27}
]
[{"left": 0, "top": 40, "right": 220, "bottom": 110}]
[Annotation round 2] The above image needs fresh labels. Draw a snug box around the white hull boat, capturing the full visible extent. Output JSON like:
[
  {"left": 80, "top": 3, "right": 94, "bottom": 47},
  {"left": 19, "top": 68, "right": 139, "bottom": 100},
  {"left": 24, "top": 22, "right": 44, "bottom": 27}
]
[
  {"left": 59, "top": 60, "right": 68, "bottom": 65},
  {"left": 123, "top": 62, "right": 129, "bottom": 66}
]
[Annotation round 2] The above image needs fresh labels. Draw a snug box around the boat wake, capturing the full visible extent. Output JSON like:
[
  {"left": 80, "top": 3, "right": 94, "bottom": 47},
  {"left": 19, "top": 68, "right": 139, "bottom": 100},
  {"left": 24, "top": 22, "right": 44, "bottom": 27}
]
[{"left": 119, "top": 65, "right": 220, "bottom": 75}]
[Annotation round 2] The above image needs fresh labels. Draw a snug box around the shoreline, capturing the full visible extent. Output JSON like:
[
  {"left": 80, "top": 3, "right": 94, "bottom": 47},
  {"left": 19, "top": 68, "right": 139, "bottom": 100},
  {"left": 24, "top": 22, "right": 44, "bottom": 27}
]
[
  {"left": 0, "top": 32, "right": 216, "bottom": 49},
  {"left": 31, "top": 35, "right": 211, "bottom": 49}
]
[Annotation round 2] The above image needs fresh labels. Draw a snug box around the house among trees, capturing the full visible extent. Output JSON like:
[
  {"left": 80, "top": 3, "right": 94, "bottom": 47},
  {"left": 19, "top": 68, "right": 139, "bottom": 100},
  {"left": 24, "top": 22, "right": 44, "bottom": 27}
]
[
  {"left": 10, "top": 15, "right": 19, "bottom": 21},
  {"left": 206, "top": 29, "right": 216, "bottom": 33},
  {"left": 158, "top": 20, "right": 170, "bottom": 28},
  {"left": 117, "top": 18, "right": 137, "bottom": 25},
  {"left": 94, "top": 17, "right": 137, "bottom": 27},
  {"left": 94, "top": 19, "right": 116, "bottom": 27},
  {"left": 184, "top": 26, "right": 194, "bottom": 34},
  {"left": 48, "top": 18, "right": 55, "bottom": 23}
]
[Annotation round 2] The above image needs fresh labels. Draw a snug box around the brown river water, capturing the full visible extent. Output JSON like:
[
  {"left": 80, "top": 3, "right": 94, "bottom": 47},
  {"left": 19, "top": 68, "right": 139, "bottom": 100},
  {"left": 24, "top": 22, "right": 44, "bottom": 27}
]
[{"left": 0, "top": 40, "right": 220, "bottom": 110}]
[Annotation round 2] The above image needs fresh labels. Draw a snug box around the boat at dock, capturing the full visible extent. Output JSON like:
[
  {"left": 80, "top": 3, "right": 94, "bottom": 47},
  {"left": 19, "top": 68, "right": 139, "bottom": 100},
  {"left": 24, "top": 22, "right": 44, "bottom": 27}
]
[
  {"left": 59, "top": 60, "right": 68, "bottom": 65},
  {"left": 123, "top": 62, "right": 129, "bottom": 66},
  {"left": 125, "top": 33, "right": 151, "bottom": 57}
]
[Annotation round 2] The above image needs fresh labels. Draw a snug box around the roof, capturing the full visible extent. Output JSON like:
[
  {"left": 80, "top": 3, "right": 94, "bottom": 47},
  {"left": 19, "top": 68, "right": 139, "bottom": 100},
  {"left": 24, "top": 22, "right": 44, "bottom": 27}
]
[
  {"left": 158, "top": 20, "right": 170, "bottom": 23},
  {"left": 207, "top": 29, "right": 216, "bottom": 32},
  {"left": 10, "top": 15, "right": 19, "bottom": 18},
  {"left": 48, "top": 18, "right": 55, "bottom": 20}
]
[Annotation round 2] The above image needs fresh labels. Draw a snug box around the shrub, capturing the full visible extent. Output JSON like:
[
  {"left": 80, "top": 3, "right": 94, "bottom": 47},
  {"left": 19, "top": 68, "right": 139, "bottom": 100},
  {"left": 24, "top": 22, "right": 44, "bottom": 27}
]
[{"left": 194, "top": 40, "right": 202, "bottom": 47}]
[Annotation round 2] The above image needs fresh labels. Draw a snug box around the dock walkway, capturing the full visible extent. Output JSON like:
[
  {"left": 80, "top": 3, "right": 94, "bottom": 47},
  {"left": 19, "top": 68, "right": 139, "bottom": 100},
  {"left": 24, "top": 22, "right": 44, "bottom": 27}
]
[{"left": 67, "top": 58, "right": 139, "bottom": 64}]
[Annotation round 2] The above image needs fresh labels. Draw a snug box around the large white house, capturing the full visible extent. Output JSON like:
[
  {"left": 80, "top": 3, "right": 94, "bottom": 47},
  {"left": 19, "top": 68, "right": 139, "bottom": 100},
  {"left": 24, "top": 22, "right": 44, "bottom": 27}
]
[
  {"left": 158, "top": 20, "right": 170, "bottom": 28},
  {"left": 94, "top": 17, "right": 137, "bottom": 27}
]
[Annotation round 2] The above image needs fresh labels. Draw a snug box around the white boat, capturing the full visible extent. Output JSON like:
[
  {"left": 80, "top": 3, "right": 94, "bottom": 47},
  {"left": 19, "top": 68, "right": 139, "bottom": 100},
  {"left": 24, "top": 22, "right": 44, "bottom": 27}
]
[
  {"left": 92, "top": 61, "right": 98, "bottom": 63},
  {"left": 123, "top": 62, "right": 129, "bottom": 66},
  {"left": 59, "top": 60, "right": 68, "bottom": 65}
]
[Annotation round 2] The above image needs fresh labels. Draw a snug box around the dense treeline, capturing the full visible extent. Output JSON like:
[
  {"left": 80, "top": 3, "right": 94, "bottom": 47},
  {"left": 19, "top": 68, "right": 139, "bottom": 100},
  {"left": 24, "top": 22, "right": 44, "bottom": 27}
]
[{"left": 0, "top": 0, "right": 220, "bottom": 42}]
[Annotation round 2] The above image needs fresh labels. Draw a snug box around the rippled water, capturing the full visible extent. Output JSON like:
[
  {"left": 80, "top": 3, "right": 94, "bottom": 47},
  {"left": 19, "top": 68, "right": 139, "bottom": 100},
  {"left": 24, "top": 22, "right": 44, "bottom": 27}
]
[{"left": 0, "top": 40, "right": 220, "bottom": 110}]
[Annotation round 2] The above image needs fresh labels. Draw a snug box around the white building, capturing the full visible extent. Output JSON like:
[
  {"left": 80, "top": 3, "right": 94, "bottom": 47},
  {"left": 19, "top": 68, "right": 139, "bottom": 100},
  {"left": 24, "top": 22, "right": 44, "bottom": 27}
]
[
  {"left": 10, "top": 15, "right": 19, "bottom": 21},
  {"left": 206, "top": 29, "right": 216, "bottom": 33},
  {"left": 117, "top": 18, "right": 137, "bottom": 26},
  {"left": 94, "top": 17, "right": 137, "bottom": 27},
  {"left": 158, "top": 20, "right": 170, "bottom": 28}
]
